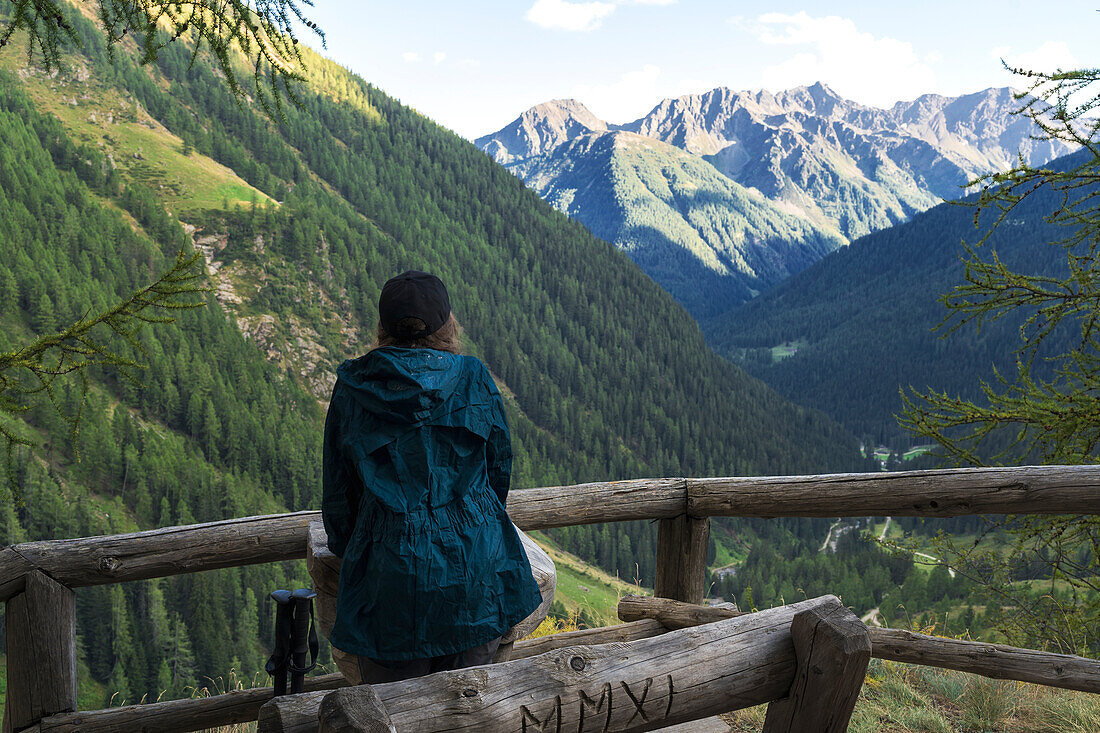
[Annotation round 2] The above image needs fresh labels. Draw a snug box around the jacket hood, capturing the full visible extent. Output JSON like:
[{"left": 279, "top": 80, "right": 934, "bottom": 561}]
[{"left": 336, "top": 348, "right": 465, "bottom": 425}]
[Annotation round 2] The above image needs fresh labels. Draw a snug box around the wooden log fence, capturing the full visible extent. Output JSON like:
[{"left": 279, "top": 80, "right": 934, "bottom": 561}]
[
  {"left": 5, "top": 466, "right": 1100, "bottom": 604},
  {"left": 258, "top": 595, "right": 863, "bottom": 733},
  {"left": 3, "top": 465, "right": 1099, "bottom": 732},
  {"left": 28, "top": 621, "right": 673, "bottom": 733},
  {"left": 619, "top": 595, "right": 1100, "bottom": 695},
  {"left": 686, "top": 465, "right": 1100, "bottom": 518}
]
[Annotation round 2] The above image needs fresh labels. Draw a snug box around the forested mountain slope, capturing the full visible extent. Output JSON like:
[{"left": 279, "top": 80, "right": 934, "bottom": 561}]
[
  {"left": 708, "top": 150, "right": 1089, "bottom": 447},
  {"left": 0, "top": 0, "right": 864, "bottom": 708},
  {"left": 507, "top": 129, "right": 844, "bottom": 317}
]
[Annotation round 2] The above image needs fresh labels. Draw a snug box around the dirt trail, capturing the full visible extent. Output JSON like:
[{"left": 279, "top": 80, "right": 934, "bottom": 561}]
[{"left": 861, "top": 607, "right": 883, "bottom": 626}]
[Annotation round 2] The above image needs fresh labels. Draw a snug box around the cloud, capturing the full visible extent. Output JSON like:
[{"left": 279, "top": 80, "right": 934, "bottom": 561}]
[
  {"left": 993, "top": 41, "right": 1076, "bottom": 73},
  {"left": 572, "top": 64, "right": 662, "bottom": 122},
  {"left": 434, "top": 51, "right": 447, "bottom": 65},
  {"left": 526, "top": 0, "right": 615, "bottom": 31},
  {"left": 525, "top": 0, "right": 674, "bottom": 32},
  {"left": 751, "top": 12, "right": 936, "bottom": 108},
  {"left": 402, "top": 51, "right": 421, "bottom": 63}
]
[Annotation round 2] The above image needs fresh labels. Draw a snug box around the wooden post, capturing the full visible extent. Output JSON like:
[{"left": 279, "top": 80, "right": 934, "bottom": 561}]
[
  {"left": 317, "top": 687, "right": 395, "bottom": 733},
  {"left": 654, "top": 515, "right": 709, "bottom": 603},
  {"left": 5, "top": 570, "right": 77, "bottom": 733},
  {"left": 762, "top": 598, "right": 871, "bottom": 733}
]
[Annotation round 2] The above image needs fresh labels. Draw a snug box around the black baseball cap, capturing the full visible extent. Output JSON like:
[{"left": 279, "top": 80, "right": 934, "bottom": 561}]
[{"left": 378, "top": 271, "right": 451, "bottom": 339}]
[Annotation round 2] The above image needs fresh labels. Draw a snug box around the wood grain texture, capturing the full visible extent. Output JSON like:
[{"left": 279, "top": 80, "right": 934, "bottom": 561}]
[
  {"left": 37, "top": 674, "right": 349, "bottom": 733},
  {"left": 305, "top": 522, "right": 363, "bottom": 683},
  {"left": 869, "top": 628, "right": 1100, "bottom": 693},
  {"left": 500, "top": 528, "right": 556, "bottom": 643},
  {"left": 617, "top": 594, "right": 742, "bottom": 629},
  {"left": 0, "top": 547, "right": 35, "bottom": 602},
  {"left": 317, "top": 687, "right": 395, "bottom": 733},
  {"left": 654, "top": 515, "right": 710, "bottom": 604},
  {"left": 257, "top": 596, "right": 840, "bottom": 733},
  {"left": 763, "top": 599, "right": 871, "bottom": 733},
  {"left": 506, "top": 478, "right": 687, "bottom": 529},
  {"left": 254, "top": 621, "right": 673, "bottom": 731},
  {"left": 6, "top": 571, "right": 77, "bottom": 732},
  {"left": 688, "top": 465, "right": 1100, "bottom": 518}
]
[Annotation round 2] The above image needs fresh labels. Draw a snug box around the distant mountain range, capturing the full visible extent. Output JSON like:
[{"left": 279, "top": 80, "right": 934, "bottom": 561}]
[{"left": 478, "top": 84, "right": 1075, "bottom": 319}]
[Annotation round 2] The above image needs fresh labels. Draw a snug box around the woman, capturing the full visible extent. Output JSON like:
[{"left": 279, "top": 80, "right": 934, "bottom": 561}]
[{"left": 322, "top": 270, "right": 542, "bottom": 683}]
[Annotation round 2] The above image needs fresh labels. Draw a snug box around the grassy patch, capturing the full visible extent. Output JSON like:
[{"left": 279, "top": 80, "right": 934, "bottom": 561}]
[
  {"left": 531, "top": 532, "right": 646, "bottom": 626},
  {"left": 770, "top": 340, "right": 806, "bottom": 362},
  {"left": 0, "top": 51, "right": 272, "bottom": 216},
  {"left": 710, "top": 521, "right": 749, "bottom": 570},
  {"left": 726, "top": 661, "right": 1100, "bottom": 732}
]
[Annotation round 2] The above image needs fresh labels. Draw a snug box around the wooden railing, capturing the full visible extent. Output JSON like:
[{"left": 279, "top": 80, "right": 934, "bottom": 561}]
[{"left": 2, "top": 465, "right": 1099, "bottom": 732}]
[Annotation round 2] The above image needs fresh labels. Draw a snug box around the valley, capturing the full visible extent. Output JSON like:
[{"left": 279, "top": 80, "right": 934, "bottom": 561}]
[
  {"left": 0, "top": 2, "right": 1096, "bottom": 730},
  {"left": 0, "top": 0, "right": 865, "bottom": 715}
]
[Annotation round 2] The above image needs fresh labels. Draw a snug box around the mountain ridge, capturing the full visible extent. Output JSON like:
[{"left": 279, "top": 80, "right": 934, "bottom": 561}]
[{"left": 478, "top": 84, "right": 1075, "bottom": 320}]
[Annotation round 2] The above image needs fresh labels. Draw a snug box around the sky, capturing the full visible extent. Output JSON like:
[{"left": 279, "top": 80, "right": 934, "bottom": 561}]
[{"left": 295, "top": 1, "right": 1095, "bottom": 140}]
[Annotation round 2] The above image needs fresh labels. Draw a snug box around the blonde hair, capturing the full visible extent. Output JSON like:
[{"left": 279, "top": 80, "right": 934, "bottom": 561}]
[{"left": 374, "top": 313, "right": 461, "bottom": 354}]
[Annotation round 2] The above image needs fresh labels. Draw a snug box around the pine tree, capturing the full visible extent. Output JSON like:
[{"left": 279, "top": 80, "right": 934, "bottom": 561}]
[
  {"left": 107, "top": 584, "right": 139, "bottom": 704},
  {"left": 899, "top": 60, "right": 1100, "bottom": 654},
  {"left": 0, "top": 264, "right": 17, "bottom": 314},
  {"left": 165, "top": 612, "right": 197, "bottom": 697},
  {"left": 0, "top": 0, "right": 324, "bottom": 116}
]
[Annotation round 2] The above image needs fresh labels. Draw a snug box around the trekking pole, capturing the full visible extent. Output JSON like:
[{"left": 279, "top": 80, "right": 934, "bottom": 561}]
[
  {"left": 289, "top": 588, "right": 319, "bottom": 694},
  {"left": 264, "top": 589, "right": 294, "bottom": 696}
]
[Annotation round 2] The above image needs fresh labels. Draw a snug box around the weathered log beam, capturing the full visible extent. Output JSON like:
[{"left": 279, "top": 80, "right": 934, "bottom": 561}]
[
  {"left": 31, "top": 623, "right": 668, "bottom": 733},
  {"left": 258, "top": 596, "right": 841, "bottom": 733},
  {"left": 619, "top": 595, "right": 1100, "bottom": 695},
  {"left": 618, "top": 593, "right": 742, "bottom": 629},
  {"left": 654, "top": 515, "right": 710, "bottom": 604},
  {"left": 0, "top": 512, "right": 321, "bottom": 603},
  {"left": 506, "top": 477, "right": 687, "bottom": 529},
  {"left": 5, "top": 570, "right": 77, "bottom": 733},
  {"left": 871, "top": 628, "right": 1100, "bottom": 694},
  {"left": 763, "top": 599, "right": 871, "bottom": 733},
  {"left": 0, "top": 479, "right": 687, "bottom": 603},
  {"left": 688, "top": 465, "right": 1100, "bottom": 518},
  {"left": 35, "top": 674, "right": 349, "bottom": 733}
]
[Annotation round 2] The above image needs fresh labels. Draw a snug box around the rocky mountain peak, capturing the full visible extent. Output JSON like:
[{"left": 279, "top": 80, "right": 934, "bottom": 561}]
[
  {"left": 475, "top": 98, "right": 607, "bottom": 164},
  {"left": 773, "top": 81, "right": 850, "bottom": 117}
]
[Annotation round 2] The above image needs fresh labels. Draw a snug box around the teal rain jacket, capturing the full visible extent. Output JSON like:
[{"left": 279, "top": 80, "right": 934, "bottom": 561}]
[{"left": 322, "top": 347, "right": 542, "bottom": 661}]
